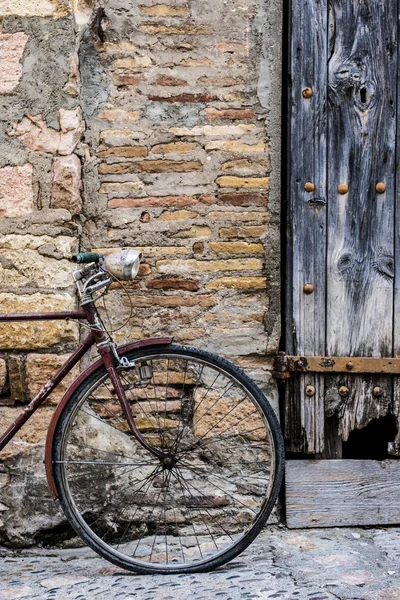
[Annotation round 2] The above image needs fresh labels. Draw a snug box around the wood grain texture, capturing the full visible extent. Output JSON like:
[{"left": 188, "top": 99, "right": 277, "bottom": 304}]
[
  {"left": 326, "top": 0, "right": 397, "bottom": 439},
  {"left": 286, "top": 459, "right": 400, "bottom": 528},
  {"left": 286, "top": 0, "right": 327, "bottom": 454},
  {"left": 286, "top": 0, "right": 398, "bottom": 453}
]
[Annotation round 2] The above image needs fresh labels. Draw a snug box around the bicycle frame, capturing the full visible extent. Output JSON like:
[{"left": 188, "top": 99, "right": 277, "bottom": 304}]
[{"left": 0, "top": 302, "right": 172, "bottom": 498}]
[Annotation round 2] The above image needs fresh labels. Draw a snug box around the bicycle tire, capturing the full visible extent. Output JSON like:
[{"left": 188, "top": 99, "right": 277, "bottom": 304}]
[{"left": 52, "top": 344, "right": 284, "bottom": 574}]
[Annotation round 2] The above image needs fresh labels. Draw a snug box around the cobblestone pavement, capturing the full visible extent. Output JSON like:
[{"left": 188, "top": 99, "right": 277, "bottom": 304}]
[{"left": 0, "top": 526, "right": 399, "bottom": 600}]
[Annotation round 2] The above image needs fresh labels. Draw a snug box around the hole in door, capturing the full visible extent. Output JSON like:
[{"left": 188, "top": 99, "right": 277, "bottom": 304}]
[
  {"left": 360, "top": 86, "right": 368, "bottom": 104},
  {"left": 342, "top": 414, "right": 397, "bottom": 460}
]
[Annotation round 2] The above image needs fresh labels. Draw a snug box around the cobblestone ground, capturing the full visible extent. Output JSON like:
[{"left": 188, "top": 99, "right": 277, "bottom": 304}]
[{"left": 0, "top": 526, "right": 399, "bottom": 600}]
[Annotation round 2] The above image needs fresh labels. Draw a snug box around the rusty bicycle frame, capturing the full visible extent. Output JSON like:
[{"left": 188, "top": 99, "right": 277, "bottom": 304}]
[{"left": 0, "top": 301, "right": 172, "bottom": 499}]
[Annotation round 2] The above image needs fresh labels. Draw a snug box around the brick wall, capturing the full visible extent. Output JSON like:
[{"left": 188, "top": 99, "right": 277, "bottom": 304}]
[{"left": 0, "top": 0, "right": 282, "bottom": 543}]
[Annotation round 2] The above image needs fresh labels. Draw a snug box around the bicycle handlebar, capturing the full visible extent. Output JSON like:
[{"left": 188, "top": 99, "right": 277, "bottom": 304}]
[{"left": 72, "top": 252, "right": 103, "bottom": 264}]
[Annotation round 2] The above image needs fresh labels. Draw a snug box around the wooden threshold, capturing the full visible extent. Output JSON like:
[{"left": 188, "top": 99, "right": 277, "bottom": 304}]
[{"left": 285, "top": 459, "right": 400, "bottom": 528}]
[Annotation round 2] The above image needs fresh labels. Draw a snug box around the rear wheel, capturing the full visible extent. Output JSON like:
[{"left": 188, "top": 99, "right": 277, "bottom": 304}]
[{"left": 53, "top": 344, "right": 284, "bottom": 574}]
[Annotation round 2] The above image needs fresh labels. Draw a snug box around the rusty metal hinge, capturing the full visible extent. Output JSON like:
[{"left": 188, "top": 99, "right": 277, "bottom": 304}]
[{"left": 272, "top": 352, "right": 400, "bottom": 379}]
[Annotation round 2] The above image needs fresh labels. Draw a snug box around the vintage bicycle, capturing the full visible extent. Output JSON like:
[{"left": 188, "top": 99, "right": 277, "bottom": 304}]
[{"left": 0, "top": 249, "right": 284, "bottom": 574}]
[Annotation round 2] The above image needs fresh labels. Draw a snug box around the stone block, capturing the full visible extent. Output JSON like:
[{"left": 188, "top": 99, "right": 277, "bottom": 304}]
[
  {"left": 149, "top": 93, "right": 218, "bottom": 103},
  {"left": 0, "top": 294, "right": 78, "bottom": 350},
  {"left": 155, "top": 75, "right": 187, "bottom": 86},
  {"left": 0, "top": 32, "right": 28, "bottom": 94},
  {"left": 26, "top": 353, "right": 79, "bottom": 404},
  {"left": 0, "top": 359, "right": 6, "bottom": 395},
  {"left": 112, "top": 57, "right": 153, "bottom": 71},
  {"left": 221, "top": 159, "right": 270, "bottom": 175},
  {"left": 51, "top": 154, "right": 82, "bottom": 215},
  {"left": 0, "top": 0, "right": 69, "bottom": 17},
  {"left": 0, "top": 234, "right": 78, "bottom": 290},
  {"left": 0, "top": 164, "right": 33, "bottom": 218},
  {"left": 8, "top": 108, "right": 84, "bottom": 156}
]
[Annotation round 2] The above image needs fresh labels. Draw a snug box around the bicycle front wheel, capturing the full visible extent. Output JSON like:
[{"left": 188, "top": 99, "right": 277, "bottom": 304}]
[{"left": 53, "top": 344, "right": 284, "bottom": 574}]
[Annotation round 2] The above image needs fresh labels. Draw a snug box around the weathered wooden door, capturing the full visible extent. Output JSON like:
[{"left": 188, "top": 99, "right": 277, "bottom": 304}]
[{"left": 284, "top": 0, "right": 400, "bottom": 526}]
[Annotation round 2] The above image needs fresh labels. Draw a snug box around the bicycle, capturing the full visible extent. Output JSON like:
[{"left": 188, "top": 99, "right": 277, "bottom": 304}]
[{"left": 0, "top": 249, "right": 284, "bottom": 574}]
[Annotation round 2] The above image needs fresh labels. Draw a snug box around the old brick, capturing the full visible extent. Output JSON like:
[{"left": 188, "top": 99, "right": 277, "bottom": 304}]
[
  {"left": 51, "top": 154, "right": 82, "bottom": 215},
  {"left": 151, "top": 141, "right": 200, "bottom": 154},
  {"left": 97, "top": 42, "right": 138, "bottom": 53},
  {"left": 140, "top": 4, "right": 189, "bottom": 16},
  {"left": 158, "top": 210, "right": 198, "bottom": 220},
  {"left": 0, "top": 164, "right": 33, "bottom": 218},
  {"left": 194, "top": 389, "right": 264, "bottom": 439},
  {"left": 206, "top": 277, "right": 267, "bottom": 290},
  {"left": 220, "top": 225, "right": 267, "bottom": 238},
  {"left": 95, "top": 246, "right": 190, "bottom": 259},
  {"left": 8, "top": 108, "right": 84, "bottom": 155},
  {"left": 209, "top": 242, "right": 264, "bottom": 253},
  {"left": 205, "top": 140, "right": 265, "bottom": 152},
  {"left": 100, "top": 181, "right": 144, "bottom": 194},
  {"left": 155, "top": 75, "right": 187, "bottom": 86},
  {"left": 96, "top": 146, "right": 148, "bottom": 158},
  {"left": 193, "top": 242, "right": 204, "bottom": 254},
  {"left": 216, "top": 41, "right": 248, "bottom": 53},
  {"left": 0, "top": 0, "right": 69, "bottom": 17},
  {"left": 98, "top": 109, "right": 141, "bottom": 121},
  {"left": 180, "top": 57, "right": 213, "bottom": 66},
  {"left": 26, "top": 354, "right": 79, "bottom": 404},
  {"left": 0, "top": 359, "right": 6, "bottom": 395},
  {"left": 108, "top": 195, "right": 214, "bottom": 208},
  {"left": 170, "top": 124, "right": 256, "bottom": 137},
  {"left": 218, "top": 192, "right": 268, "bottom": 206},
  {"left": 172, "top": 226, "right": 212, "bottom": 239},
  {"left": 127, "top": 295, "right": 216, "bottom": 308},
  {"left": 156, "top": 258, "right": 262, "bottom": 274},
  {"left": 216, "top": 176, "right": 270, "bottom": 189},
  {"left": 113, "top": 74, "right": 144, "bottom": 86},
  {"left": 140, "top": 23, "right": 209, "bottom": 35},
  {"left": 148, "top": 93, "right": 218, "bottom": 103},
  {"left": 205, "top": 108, "right": 256, "bottom": 120},
  {"left": 100, "top": 130, "right": 146, "bottom": 146},
  {"left": 8, "top": 356, "right": 25, "bottom": 403},
  {"left": 198, "top": 76, "right": 243, "bottom": 87},
  {"left": 207, "top": 211, "right": 268, "bottom": 222},
  {"left": 0, "top": 294, "right": 78, "bottom": 350},
  {"left": 221, "top": 158, "right": 269, "bottom": 175},
  {"left": 112, "top": 57, "right": 153, "bottom": 70},
  {"left": 99, "top": 160, "right": 203, "bottom": 174},
  {"left": 0, "top": 32, "right": 28, "bottom": 94},
  {"left": 146, "top": 279, "right": 199, "bottom": 292}
]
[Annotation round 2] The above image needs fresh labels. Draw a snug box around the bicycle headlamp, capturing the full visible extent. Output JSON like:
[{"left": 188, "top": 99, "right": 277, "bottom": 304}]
[{"left": 104, "top": 248, "right": 142, "bottom": 280}]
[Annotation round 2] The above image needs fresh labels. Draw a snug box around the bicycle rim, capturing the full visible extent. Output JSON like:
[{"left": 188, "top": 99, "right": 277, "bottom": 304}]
[{"left": 54, "top": 346, "right": 282, "bottom": 573}]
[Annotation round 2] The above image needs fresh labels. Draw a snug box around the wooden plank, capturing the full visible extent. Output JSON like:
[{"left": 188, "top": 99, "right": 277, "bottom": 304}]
[
  {"left": 326, "top": 0, "right": 397, "bottom": 440},
  {"left": 286, "top": 459, "right": 400, "bottom": 528},
  {"left": 285, "top": 0, "right": 327, "bottom": 454}
]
